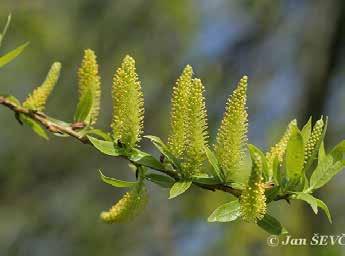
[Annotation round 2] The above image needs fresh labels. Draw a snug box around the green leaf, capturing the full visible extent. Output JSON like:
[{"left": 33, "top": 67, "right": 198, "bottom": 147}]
[
  {"left": 204, "top": 146, "right": 224, "bottom": 182},
  {"left": 99, "top": 170, "right": 137, "bottom": 188},
  {"left": 330, "top": 140, "right": 345, "bottom": 162},
  {"left": 310, "top": 155, "right": 345, "bottom": 190},
  {"left": 0, "top": 42, "right": 29, "bottom": 68},
  {"left": 318, "top": 141, "right": 326, "bottom": 165},
  {"left": 74, "top": 87, "right": 93, "bottom": 123},
  {"left": 229, "top": 182, "right": 245, "bottom": 190},
  {"left": 169, "top": 180, "right": 192, "bottom": 199},
  {"left": 285, "top": 127, "right": 304, "bottom": 184},
  {"left": 88, "top": 136, "right": 123, "bottom": 156},
  {"left": 145, "top": 173, "right": 175, "bottom": 188},
  {"left": 272, "top": 156, "right": 280, "bottom": 185},
  {"left": 3, "top": 95, "right": 21, "bottom": 106},
  {"left": 0, "top": 13, "right": 11, "bottom": 48},
  {"left": 257, "top": 214, "right": 288, "bottom": 235},
  {"left": 294, "top": 192, "right": 318, "bottom": 213},
  {"left": 207, "top": 200, "right": 241, "bottom": 222},
  {"left": 265, "top": 186, "right": 280, "bottom": 202},
  {"left": 85, "top": 129, "right": 112, "bottom": 141},
  {"left": 294, "top": 193, "right": 332, "bottom": 223},
  {"left": 301, "top": 117, "right": 312, "bottom": 143},
  {"left": 248, "top": 144, "right": 269, "bottom": 181},
  {"left": 316, "top": 198, "right": 332, "bottom": 223},
  {"left": 19, "top": 114, "right": 48, "bottom": 140},
  {"left": 144, "top": 135, "right": 180, "bottom": 167},
  {"left": 130, "top": 149, "right": 164, "bottom": 170},
  {"left": 192, "top": 174, "right": 220, "bottom": 185}
]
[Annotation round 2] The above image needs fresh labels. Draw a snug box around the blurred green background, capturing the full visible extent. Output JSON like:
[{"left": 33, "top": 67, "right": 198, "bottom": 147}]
[{"left": 0, "top": 0, "right": 345, "bottom": 255}]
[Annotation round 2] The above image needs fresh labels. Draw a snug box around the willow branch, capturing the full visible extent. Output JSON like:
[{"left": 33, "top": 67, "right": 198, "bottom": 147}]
[
  {"left": 0, "top": 95, "right": 275, "bottom": 198},
  {"left": 0, "top": 96, "right": 89, "bottom": 143}
]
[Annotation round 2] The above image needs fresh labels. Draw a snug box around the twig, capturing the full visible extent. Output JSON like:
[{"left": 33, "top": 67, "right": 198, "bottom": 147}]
[{"left": 0, "top": 95, "right": 275, "bottom": 198}]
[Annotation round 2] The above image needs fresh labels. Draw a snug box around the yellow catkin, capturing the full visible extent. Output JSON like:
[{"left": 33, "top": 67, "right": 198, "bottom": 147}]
[
  {"left": 266, "top": 119, "right": 297, "bottom": 170},
  {"left": 214, "top": 76, "right": 248, "bottom": 182},
  {"left": 304, "top": 118, "right": 324, "bottom": 165},
  {"left": 240, "top": 153, "right": 267, "bottom": 223},
  {"left": 182, "top": 78, "right": 209, "bottom": 175},
  {"left": 100, "top": 181, "right": 147, "bottom": 223},
  {"left": 77, "top": 49, "right": 101, "bottom": 124},
  {"left": 23, "top": 62, "right": 61, "bottom": 111},
  {"left": 167, "top": 66, "right": 209, "bottom": 176},
  {"left": 111, "top": 55, "right": 144, "bottom": 149},
  {"left": 167, "top": 65, "right": 193, "bottom": 158}
]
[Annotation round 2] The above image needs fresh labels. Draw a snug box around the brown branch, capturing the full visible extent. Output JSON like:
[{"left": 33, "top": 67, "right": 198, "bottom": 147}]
[
  {"left": 0, "top": 95, "right": 275, "bottom": 199},
  {"left": 0, "top": 96, "right": 89, "bottom": 143}
]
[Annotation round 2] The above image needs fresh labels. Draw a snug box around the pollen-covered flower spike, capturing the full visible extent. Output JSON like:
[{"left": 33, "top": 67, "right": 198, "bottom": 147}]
[
  {"left": 167, "top": 65, "right": 193, "bottom": 158},
  {"left": 112, "top": 55, "right": 144, "bottom": 149},
  {"left": 77, "top": 49, "right": 101, "bottom": 124},
  {"left": 167, "top": 66, "right": 209, "bottom": 176},
  {"left": 240, "top": 152, "right": 267, "bottom": 223},
  {"left": 100, "top": 179, "right": 148, "bottom": 223},
  {"left": 266, "top": 119, "right": 297, "bottom": 173},
  {"left": 23, "top": 62, "right": 61, "bottom": 111},
  {"left": 182, "top": 78, "right": 209, "bottom": 175},
  {"left": 214, "top": 75, "right": 248, "bottom": 182},
  {"left": 304, "top": 117, "right": 324, "bottom": 165}
]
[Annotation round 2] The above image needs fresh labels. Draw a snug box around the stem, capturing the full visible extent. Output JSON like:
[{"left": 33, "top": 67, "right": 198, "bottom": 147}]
[
  {"left": 0, "top": 96, "right": 89, "bottom": 143},
  {"left": 0, "top": 95, "right": 268, "bottom": 198}
]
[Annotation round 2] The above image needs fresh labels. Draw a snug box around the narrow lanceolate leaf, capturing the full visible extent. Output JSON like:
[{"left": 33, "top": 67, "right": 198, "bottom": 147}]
[
  {"left": 169, "top": 180, "right": 192, "bottom": 199},
  {"left": 240, "top": 152, "right": 267, "bottom": 223},
  {"left": 144, "top": 135, "right": 180, "bottom": 168},
  {"left": 112, "top": 55, "right": 144, "bottom": 149},
  {"left": 301, "top": 117, "right": 312, "bottom": 143},
  {"left": 0, "top": 42, "right": 29, "bottom": 68},
  {"left": 76, "top": 49, "right": 101, "bottom": 125},
  {"left": 0, "top": 13, "right": 11, "bottom": 48},
  {"left": 167, "top": 65, "right": 192, "bottom": 159},
  {"left": 74, "top": 86, "right": 93, "bottom": 123},
  {"left": 318, "top": 141, "right": 326, "bottom": 165},
  {"left": 248, "top": 144, "right": 269, "bottom": 181},
  {"left": 257, "top": 214, "right": 288, "bottom": 235},
  {"left": 99, "top": 170, "right": 138, "bottom": 188},
  {"left": 285, "top": 126, "right": 305, "bottom": 184},
  {"left": 3, "top": 95, "right": 20, "bottom": 106},
  {"left": 295, "top": 193, "right": 318, "bottom": 213},
  {"left": 316, "top": 198, "right": 332, "bottom": 223},
  {"left": 204, "top": 147, "right": 224, "bottom": 182},
  {"left": 145, "top": 173, "right": 175, "bottom": 188},
  {"left": 181, "top": 78, "right": 209, "bottom": 176},
  {"left": 23, "top": 62, "right": 61, "bottom": 111},
  {"left": 266, "top": 119, "right": 297, "bottom": 175},
  {"left": 192, "top": 174, "right": 219, "bottom": 185},
  {"left": 85, "top": 129, "right": 112, "bottom": 141},
  {"left": 208, "top": 200, "right": 241, "bottom": 222},
  {"left": 215, "top": 76, "right": 248, "bottom": 182},
  {"left": 330, "top": 140, "right": 345, "bottom": 162},
  {"left": 19, "top": 115, "right": 48, "bottom": 140},
  {"left": 129, "top": 149, "right": 164, "bottom": 170},
  {"left": 100, "top": 179, "right": 147, "bottom": 223},
  {"left": 88, "top": 136, "right": 124, "bottom": 156},
  {"left": 294, "top": 193, "right": 332, "bottom": 223},
  {"left": 310, "top": 155, "right": 345, "bottom": 190}
]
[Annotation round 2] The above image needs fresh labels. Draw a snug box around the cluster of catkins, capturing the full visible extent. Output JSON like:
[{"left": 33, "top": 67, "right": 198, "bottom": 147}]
[{"left": 20, "top": 48, "right": 326, "bottom": 224}]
